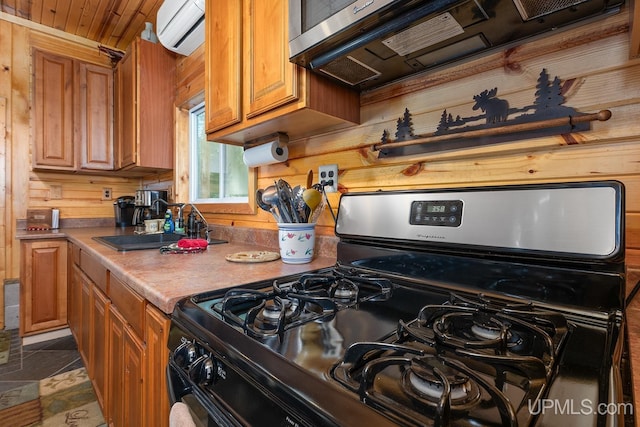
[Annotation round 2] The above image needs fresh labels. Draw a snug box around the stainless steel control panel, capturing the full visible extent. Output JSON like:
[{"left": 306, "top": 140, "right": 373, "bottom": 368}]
[{"left": 336, "top": 182, "right": 623, "bottom": 258}]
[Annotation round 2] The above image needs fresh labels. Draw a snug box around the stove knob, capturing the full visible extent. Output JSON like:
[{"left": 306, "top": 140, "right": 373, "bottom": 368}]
[
  {"left": 189, "top": 355, "right": 215, "bottom": 386},
  {"left": 174, "top": 341, "right": 198, "bottom": 367}
]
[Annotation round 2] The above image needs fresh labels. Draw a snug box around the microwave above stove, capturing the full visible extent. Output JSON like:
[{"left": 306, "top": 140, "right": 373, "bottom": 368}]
[{"left": 288, "top": 0, "right": 623, "bottom": 90}]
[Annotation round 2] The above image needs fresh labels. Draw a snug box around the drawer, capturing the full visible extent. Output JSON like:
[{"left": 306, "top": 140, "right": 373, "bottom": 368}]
[
  {"left": 80, "top": 251, "right": 107, "bottom": 293},
  {"left": 110, "top": 272, "right": 145, "bottom": 338}
]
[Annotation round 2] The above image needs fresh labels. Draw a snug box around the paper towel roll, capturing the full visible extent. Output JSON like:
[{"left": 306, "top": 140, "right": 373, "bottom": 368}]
[{"left": 242, "top": 142, "right": 288, "bottom": 167}]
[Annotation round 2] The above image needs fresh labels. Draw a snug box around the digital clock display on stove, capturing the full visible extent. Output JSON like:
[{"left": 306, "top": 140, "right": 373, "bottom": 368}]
[{"left": 410, "top": 200, "right": 463, "bottom": 227}]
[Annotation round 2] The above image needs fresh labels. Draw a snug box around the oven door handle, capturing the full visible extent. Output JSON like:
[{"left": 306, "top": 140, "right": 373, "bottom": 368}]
[{"left": 167, "top": 363, "right": 243, "bottom": 427}]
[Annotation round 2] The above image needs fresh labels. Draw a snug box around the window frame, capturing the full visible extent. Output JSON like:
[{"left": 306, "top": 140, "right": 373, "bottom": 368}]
[{"left": 176, "top": 102, "right": 256, "bottom": 215}]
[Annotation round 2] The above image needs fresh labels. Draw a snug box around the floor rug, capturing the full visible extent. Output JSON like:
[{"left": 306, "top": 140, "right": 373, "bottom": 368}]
[
  {"left": 0, "top": 367, "right": 105, "bottom": 426},
  {"left": 0, "top": 330, "right": 10, "bottom": 365}
]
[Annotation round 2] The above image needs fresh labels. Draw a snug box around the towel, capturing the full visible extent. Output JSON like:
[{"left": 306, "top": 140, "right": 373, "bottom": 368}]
[
  {"left": 169, "top": 402, "right": 196, "bottom": 427},
  {"left": 177, "top": 238, "right": 209, "bottom": 249}
]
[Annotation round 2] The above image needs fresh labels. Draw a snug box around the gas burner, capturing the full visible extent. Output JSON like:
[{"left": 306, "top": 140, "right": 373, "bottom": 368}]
[
  {"left": 433, "top": 311, "right": 526, "bottom": 351},
  {"left": 402, "top": 356, "right": 481, "bottom": 410},
  {"left": 254, "top": 297, "right": 300, "bottom": 328},
  {"left": 330, "top": 280, "right": 359, "bottom": 301},
  {"left": 470, "top": 317, "right": 504, "bottom": 340}
]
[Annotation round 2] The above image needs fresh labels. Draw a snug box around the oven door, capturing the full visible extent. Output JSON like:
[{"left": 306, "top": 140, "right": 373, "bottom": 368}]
[{"left": 167, "top": 362, "right": 241, "bottom": 427}]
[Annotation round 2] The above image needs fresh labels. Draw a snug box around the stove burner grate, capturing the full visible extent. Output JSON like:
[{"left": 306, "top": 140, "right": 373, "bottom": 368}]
[
  {"left": 332, "top": 342, "right": 520, "bottom": 426},
  {"left": 213, "top": 267, "right": 394, "bottom": 339}
]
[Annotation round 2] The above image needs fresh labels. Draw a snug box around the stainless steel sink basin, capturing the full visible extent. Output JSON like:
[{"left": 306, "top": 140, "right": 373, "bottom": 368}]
[{"left": 93, "top": 233, "right": 227, "bottom": 251}]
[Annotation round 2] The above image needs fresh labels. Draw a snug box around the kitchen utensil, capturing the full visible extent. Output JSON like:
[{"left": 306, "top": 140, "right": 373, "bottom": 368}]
[
  {"left": 292, "top": 185, "right": 308, "bottom": 222},
  {"left": 306, "top": 169, "right": 313, "bottom": 189},
  {"left": 263, "top": 185, "right": 290, "bottom": 223},
  {"left": 276, "top": 179, "right": 298, "bottom": 222},
  {"left": 302, "top": 188, "right": 322, "bottom": 222},
  {"left": 256, "top": 189, "right": 281, "bottom": 222}
]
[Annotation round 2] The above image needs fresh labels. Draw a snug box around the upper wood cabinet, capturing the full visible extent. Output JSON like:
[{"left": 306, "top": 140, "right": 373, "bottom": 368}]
[
  {"left": 205, "top": 0, "right": 360, "bottom": 144},
  {"left": 115, "top": 38, "right": 176, "bottom": 172},
  {"left": 33, "top": 50, "right": 114, "bottom": 171}
]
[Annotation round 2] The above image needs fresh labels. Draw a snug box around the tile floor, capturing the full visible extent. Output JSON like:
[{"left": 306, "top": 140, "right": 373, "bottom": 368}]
[{"left": 0, "top": 329, "right": 83, "bottom": 394}]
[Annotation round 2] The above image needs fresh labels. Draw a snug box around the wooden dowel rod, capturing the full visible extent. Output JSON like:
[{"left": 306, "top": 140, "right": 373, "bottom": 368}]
[{"left": 372, "top": 109, "right": 611, "bottom": 151}]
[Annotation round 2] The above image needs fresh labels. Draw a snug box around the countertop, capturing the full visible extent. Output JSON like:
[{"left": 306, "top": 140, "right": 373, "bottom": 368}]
[{"left": 17, "top": 227, "right": 336, "bottom": 314}]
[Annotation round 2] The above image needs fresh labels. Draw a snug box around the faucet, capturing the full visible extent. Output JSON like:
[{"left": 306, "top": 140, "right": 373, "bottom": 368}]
[{"left": 150, "top": 199, "right": 209, "bottom": 241}]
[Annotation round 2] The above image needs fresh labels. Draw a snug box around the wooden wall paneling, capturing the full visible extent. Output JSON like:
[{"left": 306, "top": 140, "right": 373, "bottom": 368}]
[
  {"left": 630, "top": 0, "right": 640, "bottom": 59},
  {"left": 0, "top": 96, "right": 6, "bottom": 327},
  {"left": 175, "top": 43, "right": 205, "bottom": 108},
  {"left": 11, "top": 23, "right": 30, "bottom": 279}
]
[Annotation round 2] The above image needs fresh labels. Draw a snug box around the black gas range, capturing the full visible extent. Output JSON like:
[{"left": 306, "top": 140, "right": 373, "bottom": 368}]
[{"left": 167, "top": 181, "right": 632, "bottom": 426}]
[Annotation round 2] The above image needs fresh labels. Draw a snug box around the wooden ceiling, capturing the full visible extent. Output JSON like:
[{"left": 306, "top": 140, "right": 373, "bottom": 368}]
[{"left": 0, "top": 0, "right": 164, "bottom": 50}]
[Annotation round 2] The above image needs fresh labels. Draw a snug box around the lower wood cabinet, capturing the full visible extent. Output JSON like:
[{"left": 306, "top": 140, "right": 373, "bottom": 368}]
[
  {"left": 91, "top": 285, "right": 109, "bottom": 410},
  {"left": 145, "top": 305, "right": 171, "bottom": 427},
  {"left": 66, "top": 243, "right": 170, "bottom": 427},
  {"left": 108, "top": 306, "right": 144, "bottom": 427},
  {"left": 20, "top": 239, "right": 68, "bottom": 335}
]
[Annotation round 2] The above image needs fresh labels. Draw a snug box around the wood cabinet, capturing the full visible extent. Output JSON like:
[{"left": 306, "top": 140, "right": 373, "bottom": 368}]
[
  {"left": 91, "top": 285, "right": 110, "bottom": 410},
  {"left": 205, "top": 0, "right": 360, "bottom": 144},
  {"left": 115, "top": 38, "right": 176, "bottom": 172},
  {"left": 108, "top": 306, "right": 145, "bottom": 427},
  {"left": 33, "top": 50, "right": 114, "bottom": 171},
  {"left": 144, "top": 305, "right": 171, "bottom": 427},
  {"left": 67, "top": 245, "right": 168, "bottom": 427},
  {"left": 19, "top": 239, "right": 68, "bottom": 335},
  {"left": 107, "top": 273, "right": 146, "bottom": 426}
]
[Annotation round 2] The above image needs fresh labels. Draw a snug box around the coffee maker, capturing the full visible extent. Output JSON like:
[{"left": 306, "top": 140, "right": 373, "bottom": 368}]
[
  {"left": 132, "top": 190, "right": 168, "bottom": 226},
  {"left": 114, "top": 196, "right": 135, "bottom": 227}
]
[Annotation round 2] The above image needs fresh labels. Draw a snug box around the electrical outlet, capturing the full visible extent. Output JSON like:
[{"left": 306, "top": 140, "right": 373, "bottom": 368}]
[
  {"left": 102, "top": 187, "right": 112, "bottom": 201},
  {"left": 319, "top": 164, "right": 338, "bottom": 193}
]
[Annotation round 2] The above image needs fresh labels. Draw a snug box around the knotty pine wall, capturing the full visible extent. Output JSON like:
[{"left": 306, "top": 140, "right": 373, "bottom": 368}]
[{"left": 175, "top": 10, "right": 640, "bottom": 276}]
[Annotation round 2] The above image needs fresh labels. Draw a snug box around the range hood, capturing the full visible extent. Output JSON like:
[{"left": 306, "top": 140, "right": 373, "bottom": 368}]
[{"left": 289, "top": 0, "right": 623, "bottom": 91}]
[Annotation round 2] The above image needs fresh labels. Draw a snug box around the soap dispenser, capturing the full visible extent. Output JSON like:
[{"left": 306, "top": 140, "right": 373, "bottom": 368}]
[{"left": 163, "top": 209, "right": 174, "bottom": 233}]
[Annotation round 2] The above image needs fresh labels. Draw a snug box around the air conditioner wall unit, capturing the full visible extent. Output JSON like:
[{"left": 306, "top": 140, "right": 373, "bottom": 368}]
[{"left": 156, "top": 0, "right": 205, "bottom": 56}]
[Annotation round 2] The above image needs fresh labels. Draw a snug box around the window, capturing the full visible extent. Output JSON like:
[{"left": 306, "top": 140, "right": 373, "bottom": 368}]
[{"left": 189, "top": 103, "right": 249, "bottom": 203}]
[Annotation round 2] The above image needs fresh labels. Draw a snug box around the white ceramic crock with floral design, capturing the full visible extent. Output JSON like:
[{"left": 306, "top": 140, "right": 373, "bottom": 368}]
[{"left": 277, "top": 223, "right": 316, "bottom": 264}]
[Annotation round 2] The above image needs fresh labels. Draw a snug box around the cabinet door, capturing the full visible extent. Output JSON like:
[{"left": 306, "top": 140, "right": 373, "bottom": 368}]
[
  {"left": 33, "top": 51, "right": 75, "bottom": 169},
  {"left": 115, "top": 38, "right": 175, "bottom": 171},
  {"left": 123, "top": 325, "right": 145, "bottom": 427},
  {"left": 78, "top": 63, "right": 114, "bottom": 170},
  {"left": 80, "top": 272, "right": 92, "bottom": 372},
  {"left": 205, "top": 0, "right": 242, "bottom": 133},
  {"left": 145, "top": 305, "right": 170, "bottom": 427},
  {"left": 245, "top": 0, "right": 298, "bottom": 118},
  {"left": 108, "top": 307, "right": 125, "bottom": 426},
  {"left": 116, "top": 47, "right": 137, "bottom": 169},
  {"left": 109, "top": 307, "right": 145, "bottom": 427},
  {"left": 91, "top": 286, "right": 110, "bottom": 411},
  {"left": 69, "top": 265, "right": 81, "bottom": 342},
  {"left": 20, "top": 240, "right": 68, "bottom": 334}
]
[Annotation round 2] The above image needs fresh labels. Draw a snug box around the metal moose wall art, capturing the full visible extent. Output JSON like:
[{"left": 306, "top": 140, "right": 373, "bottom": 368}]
[{"left": 375, "top": 69, "right": 611, "bottom": 158}]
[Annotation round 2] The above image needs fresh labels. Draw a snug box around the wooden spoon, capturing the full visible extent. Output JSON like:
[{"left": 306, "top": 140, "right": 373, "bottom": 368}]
[
  {"left": 302, "top": 188, "right": 322, "bottom": 223},
  {"left": 306, "top": 169, "right": 313, "bottom": 189}
]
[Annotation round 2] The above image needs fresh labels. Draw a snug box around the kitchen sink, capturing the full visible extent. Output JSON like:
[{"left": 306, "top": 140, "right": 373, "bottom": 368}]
[{"left": 93, "top": 233, "right": 227, "bottom": 251}]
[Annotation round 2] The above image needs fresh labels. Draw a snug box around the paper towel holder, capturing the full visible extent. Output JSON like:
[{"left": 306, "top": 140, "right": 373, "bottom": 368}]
[{"left": 244, "top": 132, "right": 289, "bottom": 151}]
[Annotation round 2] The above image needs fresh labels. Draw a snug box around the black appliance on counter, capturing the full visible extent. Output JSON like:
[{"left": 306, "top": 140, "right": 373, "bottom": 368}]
[
  {"left": 168, "top": 181, "right": 632, "bottom": 426},
  {"left": 113, "top": 196, "right": 135, "bottom": 227}
]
